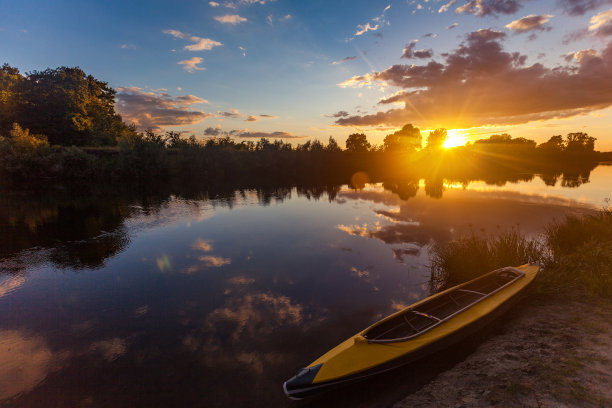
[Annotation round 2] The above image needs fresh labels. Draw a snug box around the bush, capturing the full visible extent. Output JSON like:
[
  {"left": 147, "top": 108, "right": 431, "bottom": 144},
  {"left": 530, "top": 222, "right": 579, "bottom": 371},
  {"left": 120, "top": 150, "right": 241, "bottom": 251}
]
[{"left": 430, "top": 230, "right": 544, "bottom": 291}]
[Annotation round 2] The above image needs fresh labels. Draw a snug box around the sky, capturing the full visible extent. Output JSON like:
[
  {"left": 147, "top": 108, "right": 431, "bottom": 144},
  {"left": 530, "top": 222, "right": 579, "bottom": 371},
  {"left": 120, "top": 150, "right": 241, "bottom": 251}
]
[{"left": 2, "top": 0, "right": 612, "bottom": 149}]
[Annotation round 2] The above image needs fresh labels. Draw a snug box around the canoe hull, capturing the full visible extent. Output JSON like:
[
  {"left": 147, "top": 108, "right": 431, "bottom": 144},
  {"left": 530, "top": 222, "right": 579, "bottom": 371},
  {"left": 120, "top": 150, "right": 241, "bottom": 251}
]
[{"left": 283, "top": 264, "right": 538, "bottom": 399}]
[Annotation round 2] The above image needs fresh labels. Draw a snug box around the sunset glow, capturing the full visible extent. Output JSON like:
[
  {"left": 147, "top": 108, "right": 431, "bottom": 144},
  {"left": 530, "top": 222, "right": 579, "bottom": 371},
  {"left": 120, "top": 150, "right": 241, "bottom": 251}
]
[{"left": 443, "top": 130, "right": 469, "bottom": 149}]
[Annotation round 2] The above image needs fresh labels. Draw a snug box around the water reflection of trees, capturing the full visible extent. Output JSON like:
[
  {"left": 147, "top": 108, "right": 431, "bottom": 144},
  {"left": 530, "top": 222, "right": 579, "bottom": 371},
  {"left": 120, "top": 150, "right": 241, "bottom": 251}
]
[{"left": 0, "top": 161, "right": 602, "bottom": 273}]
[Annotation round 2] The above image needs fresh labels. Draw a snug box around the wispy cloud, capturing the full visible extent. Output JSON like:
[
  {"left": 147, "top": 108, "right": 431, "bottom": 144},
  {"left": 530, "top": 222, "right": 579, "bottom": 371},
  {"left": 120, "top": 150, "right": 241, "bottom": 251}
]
[
  {"left": 353, "top": 5, "right": 390, "bottom": 38},
  {"left": 457, "top": 0, "right": 523, "bottom": 17},
  {"left": 179, "top": 57, "right": 206, "bottom": 72},
  {"left": 439, "top": 0, "right": 458, "bottom": 13},
  {"left": 332, "top": 56, "right": 357, "bottom": 65},
  {"left": 116, "top": 87, "right": 211, "bottom": 130},
  {"left": 355, "top": 23, "right": 379, "bottom": 36},
  {"left": 506, "top": 14, "right": 554, "bottom": 33},
  {"left": 163, "top": 29, "right": 223, "bottom": 51},
  {"left": 214, "top": 14, "right": 247, "bottom": 24},
  {"left": 447, "top": 22, "right": 459, "bottom": 29}
]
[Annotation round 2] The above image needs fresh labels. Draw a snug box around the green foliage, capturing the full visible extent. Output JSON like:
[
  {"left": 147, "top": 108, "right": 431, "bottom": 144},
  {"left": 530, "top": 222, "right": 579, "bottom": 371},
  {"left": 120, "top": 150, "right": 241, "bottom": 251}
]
[
  {"left": 430, "top": 230, "right": 544, "bottom": 290},
  {"left": 345, "top": 133, "right": 371, "bottom": 152},
  {"left": 0, "top": 64, "right": 134, "bottom": 146},
  {"left": 540, "top": 208, "right": 612, "bottom": 297},
  {"left": 430, "top": 208, "right": 612, "bottom": 298},
  {"left": 383, "top": 124, "right": 422, "bottom": 152}
]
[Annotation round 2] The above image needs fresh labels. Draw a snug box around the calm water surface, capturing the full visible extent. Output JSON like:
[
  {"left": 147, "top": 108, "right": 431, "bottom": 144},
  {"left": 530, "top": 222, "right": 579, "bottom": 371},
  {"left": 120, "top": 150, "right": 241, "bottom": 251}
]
[{"left": 1, "top": 165, "right": 610, "bottom": 407}]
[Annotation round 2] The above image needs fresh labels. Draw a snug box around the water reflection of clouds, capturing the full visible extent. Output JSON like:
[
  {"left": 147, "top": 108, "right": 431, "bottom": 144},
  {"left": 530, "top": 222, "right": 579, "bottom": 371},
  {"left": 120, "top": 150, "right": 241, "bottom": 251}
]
[
  {"left": 0, "top": 330, "right": 67, "bottom": 399},
  {"left": 338, "top": 187, "right": 595, "bottom": 243},
  {"left": 0, "top": 275, "right": 26, "bottom": 298},
  {"left": 181, "top": 238, "right": 232, "bottom": 274}
]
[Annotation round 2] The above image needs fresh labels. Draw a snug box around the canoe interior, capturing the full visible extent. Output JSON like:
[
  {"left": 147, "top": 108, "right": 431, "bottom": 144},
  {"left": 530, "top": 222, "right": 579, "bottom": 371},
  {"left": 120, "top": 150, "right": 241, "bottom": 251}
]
[{"left": 363, "top": 268, "right": 524, "bottom": 342}]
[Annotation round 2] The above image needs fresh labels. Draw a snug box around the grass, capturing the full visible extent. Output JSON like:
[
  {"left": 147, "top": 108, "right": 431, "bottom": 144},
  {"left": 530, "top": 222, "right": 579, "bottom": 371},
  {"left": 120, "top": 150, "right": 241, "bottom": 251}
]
[{"left": 430, "top": 207, "right": 612, "bottom": 298}]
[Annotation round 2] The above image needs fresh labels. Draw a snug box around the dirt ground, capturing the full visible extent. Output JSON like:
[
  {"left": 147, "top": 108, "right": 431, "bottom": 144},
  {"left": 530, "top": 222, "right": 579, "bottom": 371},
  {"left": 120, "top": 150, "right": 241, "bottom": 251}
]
[{"left": 392, "top": 294, "right": 612, "bottom": 408}]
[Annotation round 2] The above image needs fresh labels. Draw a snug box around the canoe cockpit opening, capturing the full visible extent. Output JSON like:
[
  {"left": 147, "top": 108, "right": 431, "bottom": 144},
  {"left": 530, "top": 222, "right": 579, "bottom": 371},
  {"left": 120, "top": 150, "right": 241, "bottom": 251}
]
[{"left": 363, "top": 267, "right": 525, "bottom": 343}]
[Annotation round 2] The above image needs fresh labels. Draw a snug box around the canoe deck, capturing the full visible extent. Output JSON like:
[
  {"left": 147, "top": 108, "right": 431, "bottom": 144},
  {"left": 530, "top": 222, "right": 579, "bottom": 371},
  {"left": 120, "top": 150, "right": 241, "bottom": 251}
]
[{"left": 363, "top": 267, "right": 524, "bottom": 343}]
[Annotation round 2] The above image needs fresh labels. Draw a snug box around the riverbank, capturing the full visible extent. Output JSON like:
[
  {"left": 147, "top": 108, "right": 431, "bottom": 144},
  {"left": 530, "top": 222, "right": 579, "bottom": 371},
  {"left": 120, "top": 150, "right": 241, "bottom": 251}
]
[{"left": 393, "top": 292, "right": 612, "bottom": 408}]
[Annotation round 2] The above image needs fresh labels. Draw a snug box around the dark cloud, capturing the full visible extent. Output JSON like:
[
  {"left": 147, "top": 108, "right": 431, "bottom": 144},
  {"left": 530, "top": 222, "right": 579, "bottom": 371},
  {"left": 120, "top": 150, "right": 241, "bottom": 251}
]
[
  {"left": 558, "top": 0, "right": 612, "bottom": 16},
  {"left": 401, "top": 40, "right": 434, "bottom": 59},
  {"left": 325, "top": 111, "right": 350, "bottom": 118},
  {"left": 447, "top": 23, "right": 459, "bottom": 29},
  {"left": 217, "top": 110, "right": 242, "bottom": 118},
  {"left": 258, "top": 114, "right": 277, "bottom": 118},
  {"left": 422, "top": 32, "right": 438, "bottom": 38},
  {"left": 116, "top": 87, "right": 211, "bottom": 131},
  {"left": 245, "top": 115, "right": 258, "bottom": 122},
  {"left": 204, "top": 127, "right": 222, "bottom": 136},
  {"left": 505, "top": 14, "right": 553, "bottom": 33},
  {"left": 336, "top": 30, "right": 612, "bottom": 128},
  {"left": 456, "top": 0, "right": 523, "bottom": 17}
]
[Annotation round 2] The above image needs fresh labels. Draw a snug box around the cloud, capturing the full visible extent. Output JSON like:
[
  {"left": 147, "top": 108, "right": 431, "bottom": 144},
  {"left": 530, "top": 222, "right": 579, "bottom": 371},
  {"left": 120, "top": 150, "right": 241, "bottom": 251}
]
[
  {"left": 120, "top": 43, "right": 137, "bottom": 49},
  {"left": 506, "top": 14, "right": 554, "bottom": 33},
  {"left": 439, "top": 0, "right": 458, "bottom": 13},
  {"left": 332, "top": 56, "right": 357, "bottom": 65},
  {"left": 245, "top": 115, "right": 258, "bottom": 122},
  {"left": 325, "top": 110, "right": 350, "bottom": 118},
  {"left": 209, "top": 1, "right": 220, "bottom": 6},
  {"left": 162, "top": 29, "right": 222, "bottom": 51},
  {"left": 457, "top": 0, "right": 523, "bottom": 17},
  {"left": 353, "top": 5, "right": 390, "bottom": 38},
  {"left": 214, "top": 14, "right": 247, "bottom": 24},
  {"left": 558, "top": 0, "right": 612, "bottom": 16},
  {"left": 401, "top": 40, "right": 433, "bottom": 59},
  {"left": 204, "top": 126, "right": 223, "bottom": 136},
  {"left": 116, "top": 87, "right": 211, "bottom": 130},
  {"left": 258, "top": 114, "right": 277, "bottom": 118},
  {"left": 217, "top": 109, "right": 242, "bottom": 118},
  {"left": 178, "top": 57, "right": 205, "bottom": 72},
  {"left": 448, "top": 22, "right": 459, "bottom": 29},
  {"left": 336, "top": 30, "right": 612, "bottom": 128},
  {"left": 235, "top": 130, "right": 307, "bottom": 139},
  {"left": 589, "top": 9, "right": 612, "bottom": 36},
  {"left": 355, "top": 23, "right": 379, "bottom": 36},
  {"left": 564, "top": 48, "right": 599, "bottom": 62},
  {"left": 423, "top": 32, "right": 438, "bottom": 38}
]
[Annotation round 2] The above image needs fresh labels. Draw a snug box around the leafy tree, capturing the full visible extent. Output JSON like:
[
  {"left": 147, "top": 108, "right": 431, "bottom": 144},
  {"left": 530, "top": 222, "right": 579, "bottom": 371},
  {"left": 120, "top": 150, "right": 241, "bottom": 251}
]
[
  {"left": 566, "top": 132, "right": 596, "bottom": 152},
  {"left": 426, "top": 128, "right": 447, "bottom": 149},
  {"left": 383, "top": 124, "right": 422, "bottom": 152},
  {"left": 325, "top": 136, "right": 341, "bottom": 152},
  {"left": 345, "top": 133, "right": 371, "bottom": 152},
  {"left": 0, "top": 64, "right": 24, "bottom": 134},
  {"left": 0, "top": 64, "right": 133, "bottom": 146}
]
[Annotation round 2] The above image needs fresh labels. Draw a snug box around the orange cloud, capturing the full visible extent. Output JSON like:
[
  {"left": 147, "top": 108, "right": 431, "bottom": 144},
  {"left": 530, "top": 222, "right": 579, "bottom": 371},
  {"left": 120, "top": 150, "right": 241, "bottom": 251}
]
[{"left": 336, "top": 30, "right": 612, "bottom": 128}]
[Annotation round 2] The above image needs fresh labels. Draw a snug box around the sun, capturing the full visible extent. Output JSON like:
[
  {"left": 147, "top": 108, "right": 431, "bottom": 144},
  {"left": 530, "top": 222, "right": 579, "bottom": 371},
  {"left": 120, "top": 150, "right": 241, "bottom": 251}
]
[{"left": 443, "top": 129, "right": 468, "bottom": 149}]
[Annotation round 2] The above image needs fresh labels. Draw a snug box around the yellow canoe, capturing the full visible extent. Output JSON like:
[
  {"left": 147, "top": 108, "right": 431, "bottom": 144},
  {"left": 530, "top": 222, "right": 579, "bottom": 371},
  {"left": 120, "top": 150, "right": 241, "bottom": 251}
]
[{"left": 283, "top": 264, "right": 539, "bottom": 399}]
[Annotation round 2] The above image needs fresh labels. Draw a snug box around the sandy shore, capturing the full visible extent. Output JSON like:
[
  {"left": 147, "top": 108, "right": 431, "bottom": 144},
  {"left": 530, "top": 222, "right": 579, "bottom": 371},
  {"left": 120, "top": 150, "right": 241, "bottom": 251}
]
[{"left": 392, "top": 294, "right": 612, "bottom": 408}]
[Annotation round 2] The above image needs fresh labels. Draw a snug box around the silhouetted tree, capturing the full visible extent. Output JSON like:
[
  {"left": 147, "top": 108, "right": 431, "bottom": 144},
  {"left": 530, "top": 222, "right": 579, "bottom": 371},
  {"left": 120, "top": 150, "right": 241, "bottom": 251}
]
[
  {"left": 537, "top": 135, "right": 565, "bottom": 152},
  {"left": 345, "top": 133, "right": 371, "bottom": 152},
  {"left": 383, "top": 124, "right": 422, "bottom": 152},
  {"left": 566, "top": 132, "right": 596, "bottom": 152},
  {"left": 426, "top": 128, "right": 447, "bottom": 149},
  {"left": 326, "top": 136, "right": 341, "bottom": 152}
]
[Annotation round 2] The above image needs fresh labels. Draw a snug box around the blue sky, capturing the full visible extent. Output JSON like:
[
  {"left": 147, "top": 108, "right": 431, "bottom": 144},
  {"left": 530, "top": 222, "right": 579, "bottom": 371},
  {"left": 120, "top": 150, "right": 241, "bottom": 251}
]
[{"left": 2, "top": 0, "right": 612, "bottom": 148}]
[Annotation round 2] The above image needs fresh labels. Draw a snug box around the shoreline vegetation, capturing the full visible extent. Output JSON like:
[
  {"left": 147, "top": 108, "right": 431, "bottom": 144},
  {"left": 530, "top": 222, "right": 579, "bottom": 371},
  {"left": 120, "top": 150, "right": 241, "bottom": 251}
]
[{"left": 1, "top": 64, "right": 611, "bottom": 191}]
